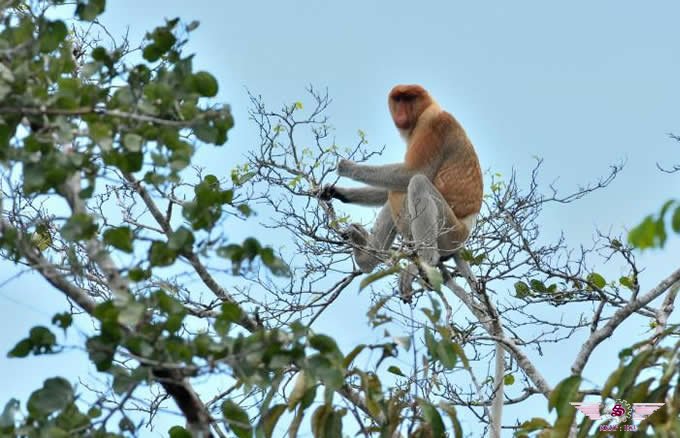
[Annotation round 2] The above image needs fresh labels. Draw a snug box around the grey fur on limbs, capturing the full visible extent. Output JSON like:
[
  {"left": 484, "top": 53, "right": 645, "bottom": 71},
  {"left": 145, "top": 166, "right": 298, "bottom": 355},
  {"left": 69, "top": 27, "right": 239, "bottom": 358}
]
[
  {"left": 344, "top": 174, "right": 455, "bottom": 274},
  {"left": 332, "top": 186, "right": 388, "bottom": 206},
  {"left": 337, "top": 158, "right": 441, "bottom": 191},
  {"left": 344, "top": 203, "right": 396, "bottom": 273},
  {"left": 407, "top": 174, "right": 446, "bottom": 266}
]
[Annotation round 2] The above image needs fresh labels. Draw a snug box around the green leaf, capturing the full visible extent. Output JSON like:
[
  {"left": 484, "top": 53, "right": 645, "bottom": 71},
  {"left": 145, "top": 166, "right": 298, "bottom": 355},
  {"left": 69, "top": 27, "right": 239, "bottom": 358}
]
[
  {"left": 111, "top": 367, "right": 138, "bottom": 395},
  {"left": 617, "top": 349, "right": 653, "bottom": 394},
  {"left": 628, "top": 215, "right": 656, "bottom": 249},
  {"left": 60, "top": 213, "right": 98, "bottom": 241},
  {"left": 118, "top": 301, "right": 145, "bottom": 326},
  {"left": 192, "top": 71, "right": 219, "bottom": 97},
  {"left": 451, "top": 343, "right": 470, "bottom": 369},
  {"left": 514, "top": 281, "right": 530, "bottom": 298},
  {"left": 307, "top": 354, "right": 344, "bottom": 390},
  {"left": 387, "top": 366, "right": 406, "bottom": 377},
  {"left": 129, "top": 267, "right": 151, "bottom": 282},
  {"left": 168, "top": 426, "right": 192, "bottom": 438},
  {"left": 672, "top": 205, "right": 680, "bottom": 233},
  {"left": 287, "top": 371, "right": 308, "bottom": 411},
  {"left": 311, "top": 404, "right": 331, "bottom": 438},
  {"left": 256, "top": 404, "right": 286, "bottom": 438},
  {"left": 586, "top": 272, "right": 606, "bottom": 289},
  {"left": 0, "top": 399, "right": 19, "bottom": 429},
  {"left": 550, "top": 376, "right": 583, "bottom": 435},
  {"left": 342, "top": 344, "right": 365, "bottom": 368},
  {"left": 259, "top": 247, "right": 291, "bottom": 277},
  {"left": 504, "top": 374, "right": 515, "bottom": 386},
  {"left": 220, "top": 302, "right": 243, "bottom": 324},
  {"left": 27, "top": 378, "right": 74, "bottom": 418},
  {"left": 103, "top": 226, "right": 134, "bottom": 253},
  {"left": 548, "top": 375, "right": 581, "bottom": 415},
  {"left": 28, "top": 326, "right": 57, "bottom": 353},
  {"left": 359, "top": 265, "right": 400, "bottom": 290},
  {"left": 148, "top": 241, "right": 178, "bottom": 267},
  {"left": 222, "top": 400, "right": 252, "bottom": 438},
  {"left": 76, "top": 0, "right": 106, "bottom": 21},
  {"left": 619, "top": 276, "right": 635, "bottom": 290},
  {"left": 439, "top": 402, "right": 463, "bottom": 438},
  {"left": 120, "top": 417, "right": 135, "bottom": 432},
  {"left": 439, "top": 403, "right": 463, "bottom": 438},
  {"left": 242, "top": 237, "right": 261, "bottom": 260},
  {"left": 309, "top": 334, "right": 340, "bottom": 356},
  {"left": 517, "top": 417, "right": 551, "bottom": 432},
  {"left": 142, "top": 45, "right": 162, "bottom": 62},
  {"left": 168, "top": 227, "right": 195, "bottom": 253},
  {"left": 418, "top": 399, "right": 446, "bottom": 438},
  {"left": 152, "top": 27, "right": 176, "bottom": 53},
  {"left": 422, "top": 263, "right": 443, "bottom": 291},
  {"left": 40, "top": 20, "right": 68, "bottom": 53},
  {"left": 123, "top": 133, "right": 143, "bottom": 152},
  {"left": 8, "top": 339, "right": 32, "bottom": 358},
  {"left": 424, "top": 328, "right": 438, "bottom": 361},
  {"left": 436, "top": 340, "right": 458, "bottom": 369},
  {"left": 530, "top": 279, "right": 547, "bottom": 293},
  {"left": 52, "top": 312, "right": 73, "bottom": 330},
  {"left": 324, "top": 409, "right": 343, "bottom": 438},
  {"left": 366, "top": 295, "right": 391, "bottom": 327},
  {"left": 194, "top": 121, "right": 219, "bottom": 143}
]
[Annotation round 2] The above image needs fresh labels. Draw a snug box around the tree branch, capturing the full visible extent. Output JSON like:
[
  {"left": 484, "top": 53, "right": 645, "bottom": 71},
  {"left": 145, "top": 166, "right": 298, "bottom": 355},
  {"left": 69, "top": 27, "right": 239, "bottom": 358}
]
[{"left": 571, "top": 266, "right": 680, "bottom": 375}]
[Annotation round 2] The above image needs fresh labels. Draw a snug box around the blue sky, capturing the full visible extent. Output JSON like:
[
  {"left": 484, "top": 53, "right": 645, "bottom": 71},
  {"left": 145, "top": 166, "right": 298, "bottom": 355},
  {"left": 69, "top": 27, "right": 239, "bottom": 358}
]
[{"left": 1, "top": 1, "right": 679, "bottom": 436}]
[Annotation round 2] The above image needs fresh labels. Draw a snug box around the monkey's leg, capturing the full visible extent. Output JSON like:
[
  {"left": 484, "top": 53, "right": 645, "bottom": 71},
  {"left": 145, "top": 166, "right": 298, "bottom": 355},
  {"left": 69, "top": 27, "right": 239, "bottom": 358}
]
[
  {"left": 407, "top": 174, "right": 467, "bottom": 265},
  {"left": 399, "top": 263, "right": 420, "bottom": 303},
  {"left": 407, "top": 174, "right": 444, "bottom": 265},
  {"left": 344, "top": 203, "right": 396, "bottom": 273}
]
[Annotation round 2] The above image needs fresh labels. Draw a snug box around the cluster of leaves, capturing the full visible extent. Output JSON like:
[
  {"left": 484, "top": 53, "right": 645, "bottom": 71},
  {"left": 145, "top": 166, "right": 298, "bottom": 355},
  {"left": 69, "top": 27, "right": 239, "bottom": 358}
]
[
  {"left": 3, "top": 295, "right": 466, "bottom": 437},
  {"left": 0, "top": 1, "right": 460, "bottom": 436},
  {"left": 517, "top": 328, "right": 680, "bottom": 437},
  {"left": 0, "top": 378, "right": 121, "bottom": 438},
  {"left": 0, "top": 0, "right": 232, "bottom": 190},
  {"left": 513, "top": 270, "right": 637, "bottom": 300},
  {"left": 629, "top": 199, "right": 680, "bottom": 250}
]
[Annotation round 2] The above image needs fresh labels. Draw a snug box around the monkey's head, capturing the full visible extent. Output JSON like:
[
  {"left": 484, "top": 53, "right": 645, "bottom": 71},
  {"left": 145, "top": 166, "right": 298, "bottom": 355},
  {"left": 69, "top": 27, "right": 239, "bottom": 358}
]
[{"left": 388, "top": 84, "right": 435, "bottom": 132}]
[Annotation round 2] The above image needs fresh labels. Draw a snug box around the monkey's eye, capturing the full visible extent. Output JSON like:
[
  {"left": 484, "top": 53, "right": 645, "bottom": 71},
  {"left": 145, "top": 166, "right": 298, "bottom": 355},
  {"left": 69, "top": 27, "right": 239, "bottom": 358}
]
[{"left": 394, "top": 95, "right": 413, "bottom": 103}]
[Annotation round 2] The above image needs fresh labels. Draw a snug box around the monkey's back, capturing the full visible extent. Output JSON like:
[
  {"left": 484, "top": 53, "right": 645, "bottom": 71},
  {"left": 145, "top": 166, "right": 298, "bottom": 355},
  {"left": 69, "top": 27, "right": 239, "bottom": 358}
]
[
  {"left": 388, "top": 111, "right": 483, "bottom": 237},
  {"left": 434, "top": 142, "right": 483, "bottom": 220},
  {"left": 433, "top": 112, "right": 483, "bottom": 219}
]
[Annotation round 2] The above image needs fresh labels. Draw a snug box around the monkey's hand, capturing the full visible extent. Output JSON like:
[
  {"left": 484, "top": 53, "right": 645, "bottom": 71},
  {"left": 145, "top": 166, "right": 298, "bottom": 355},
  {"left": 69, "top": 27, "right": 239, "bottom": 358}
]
[
  {"left": 315, "top": 184, "right": 335, "bottom": 201},
  {"left": 337, "top": 159, "right": 356, "bottom": 177},
  {"left": 314, "top": 184, "right": 348, "bottom": 203}
]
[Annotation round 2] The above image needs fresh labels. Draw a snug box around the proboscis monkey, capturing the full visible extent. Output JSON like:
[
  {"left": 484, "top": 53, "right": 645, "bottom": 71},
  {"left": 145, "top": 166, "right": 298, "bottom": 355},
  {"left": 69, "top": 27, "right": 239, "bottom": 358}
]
[
  {"left": 320, "top": 84, "right": 501, "bottom": 437},
  {"left": 320, "top": 84, "right": 483, "bottom": 291}
]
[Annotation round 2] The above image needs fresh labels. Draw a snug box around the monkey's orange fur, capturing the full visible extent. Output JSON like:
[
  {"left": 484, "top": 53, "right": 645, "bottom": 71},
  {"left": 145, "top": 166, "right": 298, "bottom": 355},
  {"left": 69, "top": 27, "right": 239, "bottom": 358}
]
[{"left": 387, "top": 85, "right": 483, "bottom": 248}]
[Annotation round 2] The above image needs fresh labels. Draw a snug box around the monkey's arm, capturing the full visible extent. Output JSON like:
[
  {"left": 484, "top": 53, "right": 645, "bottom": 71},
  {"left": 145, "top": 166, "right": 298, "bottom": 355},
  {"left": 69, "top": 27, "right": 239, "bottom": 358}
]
[
  {"left": 338, "top": 160, "right": 412, "bottom": 189},
  {"left": 337, "top": 159, "right": 439, "bottom": 190},
  {"left": 318, "top": 185, "right": 388, "bottom": 206}
]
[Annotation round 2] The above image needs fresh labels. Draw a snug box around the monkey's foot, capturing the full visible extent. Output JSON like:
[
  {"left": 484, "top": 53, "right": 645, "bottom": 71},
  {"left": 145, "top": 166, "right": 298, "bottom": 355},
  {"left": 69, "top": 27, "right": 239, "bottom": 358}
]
[
  {"left": 340, "top": 223, "right": 369, "bottom": 245},
  {"left": 399, "top": 263, "right": 419, "bottom": 303},
  {"left": 341, "top": 223, "right": 381, "bottom": 273},
  {"left": 416, "top": 247, "right": 440, "bottom": 267}
]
